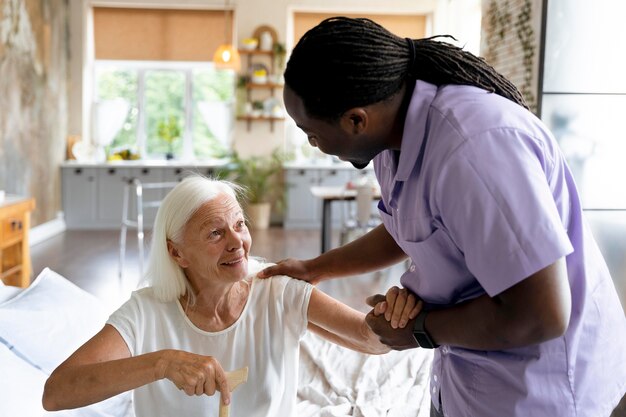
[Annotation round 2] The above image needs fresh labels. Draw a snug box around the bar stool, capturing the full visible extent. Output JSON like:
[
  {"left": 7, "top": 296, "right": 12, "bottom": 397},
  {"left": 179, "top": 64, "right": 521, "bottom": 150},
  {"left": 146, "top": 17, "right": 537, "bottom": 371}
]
[
  {"left": 339, "top": 182, "right": 381, "bottom": 246},
  {"left": 118, "top": 178, "right": 179, "bottom": 278}
]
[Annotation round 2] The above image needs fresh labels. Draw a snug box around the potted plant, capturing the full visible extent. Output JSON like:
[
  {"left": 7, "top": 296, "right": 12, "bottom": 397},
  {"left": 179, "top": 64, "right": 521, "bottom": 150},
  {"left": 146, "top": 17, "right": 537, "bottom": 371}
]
[
  {"left": 157, "top": 115, "right": 181, "bottom": 160},
  {"left": 226, "top": 148, "right": 290, "bottom": 229},
  {"left": 272, "top": 42, "right": 287, "bottom": 78}
]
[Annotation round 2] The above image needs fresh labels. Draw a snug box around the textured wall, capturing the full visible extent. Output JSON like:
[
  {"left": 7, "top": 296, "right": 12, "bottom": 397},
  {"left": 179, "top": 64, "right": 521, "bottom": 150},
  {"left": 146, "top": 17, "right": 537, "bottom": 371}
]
[
  {"left": 0, "top": 0, "right": 68, "bottom": 226},
  {"left": 481, "top": 0, "right": 542, "bottom": 113}
]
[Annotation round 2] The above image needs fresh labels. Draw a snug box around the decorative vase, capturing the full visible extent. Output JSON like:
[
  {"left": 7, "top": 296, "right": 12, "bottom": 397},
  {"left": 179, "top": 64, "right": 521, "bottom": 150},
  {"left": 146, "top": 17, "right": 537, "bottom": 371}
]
[{"left": 246, "top": 202, "right": 271, "bottom": 229}]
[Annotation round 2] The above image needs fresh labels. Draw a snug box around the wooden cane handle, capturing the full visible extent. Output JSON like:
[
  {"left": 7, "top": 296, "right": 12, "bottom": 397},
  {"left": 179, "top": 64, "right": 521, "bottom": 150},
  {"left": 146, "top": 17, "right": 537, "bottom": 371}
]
[{"left": 218, "top": 366, "right": 249, "bottom": 417}]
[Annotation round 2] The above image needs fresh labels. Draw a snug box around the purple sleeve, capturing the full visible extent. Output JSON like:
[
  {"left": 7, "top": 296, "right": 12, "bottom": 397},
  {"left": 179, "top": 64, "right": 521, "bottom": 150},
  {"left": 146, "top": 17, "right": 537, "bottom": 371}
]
[{"left": 435, "top": 129, "right": 573, "bottom": 296}]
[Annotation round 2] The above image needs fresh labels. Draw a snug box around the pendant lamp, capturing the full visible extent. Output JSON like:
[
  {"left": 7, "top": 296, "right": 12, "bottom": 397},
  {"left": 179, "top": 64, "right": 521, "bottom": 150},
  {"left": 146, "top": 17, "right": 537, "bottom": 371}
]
[{"left": 213, "top": 0, "right": 240, "bottom": 70}]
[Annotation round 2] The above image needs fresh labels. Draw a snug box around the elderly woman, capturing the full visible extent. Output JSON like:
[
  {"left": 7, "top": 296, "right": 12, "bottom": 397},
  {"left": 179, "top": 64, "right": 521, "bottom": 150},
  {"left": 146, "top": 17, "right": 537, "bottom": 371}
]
[{"left": 42, "top": 175, "right": 415, "bottom": 417}]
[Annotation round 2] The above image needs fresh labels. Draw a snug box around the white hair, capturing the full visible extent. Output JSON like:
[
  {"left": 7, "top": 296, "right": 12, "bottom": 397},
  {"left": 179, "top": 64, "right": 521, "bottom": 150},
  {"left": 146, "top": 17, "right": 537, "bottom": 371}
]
[{"left": 145, "top": 175, "right": 241, "bottom": 302}]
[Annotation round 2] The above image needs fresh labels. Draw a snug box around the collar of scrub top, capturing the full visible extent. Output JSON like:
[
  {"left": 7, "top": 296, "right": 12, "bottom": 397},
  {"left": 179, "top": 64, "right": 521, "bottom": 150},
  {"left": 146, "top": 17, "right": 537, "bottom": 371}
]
[
  {"left": 394, "top": 80, "right": 438, "bottom": 183},
  {"left": 382, "top": 80, "right": 437, "bottom": 210}
]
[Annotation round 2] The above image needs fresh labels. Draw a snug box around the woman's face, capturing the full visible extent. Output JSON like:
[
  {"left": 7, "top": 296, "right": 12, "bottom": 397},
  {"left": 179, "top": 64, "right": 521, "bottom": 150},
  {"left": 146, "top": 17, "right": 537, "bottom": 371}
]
[{"left": 172, "top": 193, "right": 251, "bottom": 285}]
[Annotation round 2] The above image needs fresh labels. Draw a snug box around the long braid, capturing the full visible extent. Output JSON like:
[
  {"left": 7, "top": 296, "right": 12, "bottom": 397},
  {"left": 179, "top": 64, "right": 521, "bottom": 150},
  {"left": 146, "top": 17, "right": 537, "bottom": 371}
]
[{"left": 285, "top": 17, "right": 528, "bottom": 120}]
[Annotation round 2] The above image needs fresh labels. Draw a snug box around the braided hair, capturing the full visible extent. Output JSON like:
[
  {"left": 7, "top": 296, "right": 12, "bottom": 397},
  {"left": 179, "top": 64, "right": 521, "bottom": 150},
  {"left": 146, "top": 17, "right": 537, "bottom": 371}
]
[{"left": 285, "top": 17, "right": 528, "bottom": 120}]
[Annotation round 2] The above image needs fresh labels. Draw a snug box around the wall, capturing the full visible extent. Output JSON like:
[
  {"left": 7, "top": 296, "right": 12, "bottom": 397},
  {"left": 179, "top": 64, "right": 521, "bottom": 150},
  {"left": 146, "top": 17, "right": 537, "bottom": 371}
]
[
  {"left": 71, "top": 0, "right": 481, "bottom": 159},
  {"left": 4, "top": 0, "right": 477, "bottom": 228},
  {"left": 480, "top": 0, "right": 543, "bottom": 113},
  {"left": 0, "top": 0, "right": 69, "bottom": 226}
]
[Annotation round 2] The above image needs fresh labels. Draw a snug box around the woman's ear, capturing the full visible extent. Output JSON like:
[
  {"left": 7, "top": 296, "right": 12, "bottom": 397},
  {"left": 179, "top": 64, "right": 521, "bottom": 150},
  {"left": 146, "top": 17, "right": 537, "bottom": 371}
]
[
  {"left": 167, "top": 239, "right": 189, "bottom": 268},
  {"left": 340, "top": 107, "right": 368, "bottom": 135}
]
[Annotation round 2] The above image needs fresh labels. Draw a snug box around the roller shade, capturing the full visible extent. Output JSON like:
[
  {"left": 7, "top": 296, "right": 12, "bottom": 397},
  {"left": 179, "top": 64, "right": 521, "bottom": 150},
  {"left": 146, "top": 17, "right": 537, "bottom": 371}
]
[
  {"left": 93, "top": 7, "right": 233, "bottom": 61},
  {"left": 293, "top": 12, "right": 427, "bottom": 45}
]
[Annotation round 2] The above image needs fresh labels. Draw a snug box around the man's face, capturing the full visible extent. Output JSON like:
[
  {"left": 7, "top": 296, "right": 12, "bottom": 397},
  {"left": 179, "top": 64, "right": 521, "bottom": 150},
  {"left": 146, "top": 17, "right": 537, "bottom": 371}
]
[{"left": 283, "top": 86, "right": 378, "bottom": 169}]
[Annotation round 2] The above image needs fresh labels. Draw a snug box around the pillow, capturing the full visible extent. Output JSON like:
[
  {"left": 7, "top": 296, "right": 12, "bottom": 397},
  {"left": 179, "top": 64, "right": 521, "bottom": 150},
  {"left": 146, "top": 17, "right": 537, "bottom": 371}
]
[
  {"left": 0, "top": 284, "right": 22, "bottom": 303},
  {"left": 0, "top": 342, "right": 49, "bottom": 417},
  {"left": 0, "top": 267, "right": 108, "bottom": 374},
  {"left": 0, "top": 342, "right": 132, "bottom": 417}
]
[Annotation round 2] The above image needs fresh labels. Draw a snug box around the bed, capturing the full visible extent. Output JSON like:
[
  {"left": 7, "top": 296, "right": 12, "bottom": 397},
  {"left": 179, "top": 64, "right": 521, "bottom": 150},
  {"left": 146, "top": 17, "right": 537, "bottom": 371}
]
[{"left": 0, "top": 268, "right": 432, "bottom": 416}]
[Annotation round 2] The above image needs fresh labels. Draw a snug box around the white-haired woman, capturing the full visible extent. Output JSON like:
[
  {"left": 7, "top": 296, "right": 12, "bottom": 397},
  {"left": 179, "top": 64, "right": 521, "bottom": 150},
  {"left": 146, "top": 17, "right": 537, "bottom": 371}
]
[{"left": 42, "top": 175, "right": 418, "bottom": 417}]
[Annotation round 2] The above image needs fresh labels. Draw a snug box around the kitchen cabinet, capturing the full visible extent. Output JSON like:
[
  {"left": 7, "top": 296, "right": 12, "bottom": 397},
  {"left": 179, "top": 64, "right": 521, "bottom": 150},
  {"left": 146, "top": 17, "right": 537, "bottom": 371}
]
[
  {"left": 61, "top": 162, "right": 228, "bottom": 229},
  {"left": 62, "top": 167, "right": 97, "bottom": 228},
  {"left": 97, "top": 167, "right": 130, "bottom": 225}
]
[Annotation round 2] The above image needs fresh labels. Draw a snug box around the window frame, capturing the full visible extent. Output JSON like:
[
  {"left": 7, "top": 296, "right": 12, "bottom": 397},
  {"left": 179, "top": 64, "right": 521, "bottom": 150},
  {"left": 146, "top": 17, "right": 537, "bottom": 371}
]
[{"left": 92, "top": 59, "right": 235, "bottom": 160}]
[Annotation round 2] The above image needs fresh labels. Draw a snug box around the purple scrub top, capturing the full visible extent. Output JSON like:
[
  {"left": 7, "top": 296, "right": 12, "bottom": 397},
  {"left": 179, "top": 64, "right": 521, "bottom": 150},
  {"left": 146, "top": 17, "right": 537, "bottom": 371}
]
[{"left": 374, "top": 80, "right": 626, "bottom": 417}]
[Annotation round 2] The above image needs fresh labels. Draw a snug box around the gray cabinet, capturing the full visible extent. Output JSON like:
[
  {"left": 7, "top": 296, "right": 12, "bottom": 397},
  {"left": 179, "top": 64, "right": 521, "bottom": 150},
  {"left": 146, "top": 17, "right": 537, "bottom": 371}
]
[
  {"left": 97, "top": 167, "right": 130, "bottom": 226},
  {"left": 284, "top": 167, "right": 367, "bottom": 229},
  {"left": 284, "top": 169, "right": 320, "bottom": 228},
  {"left": 61, "top": 162, "right": 228, "bottom": 229},
  {"left": 62, "top": 167, "right": 97, "bottom": 228}
]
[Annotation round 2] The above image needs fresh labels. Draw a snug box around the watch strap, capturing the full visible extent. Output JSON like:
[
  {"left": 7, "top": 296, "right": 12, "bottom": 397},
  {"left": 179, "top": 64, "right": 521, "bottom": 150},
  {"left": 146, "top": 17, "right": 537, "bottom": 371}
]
[{"left": 413, "top": 310, "right": 439, "bottom": 349}]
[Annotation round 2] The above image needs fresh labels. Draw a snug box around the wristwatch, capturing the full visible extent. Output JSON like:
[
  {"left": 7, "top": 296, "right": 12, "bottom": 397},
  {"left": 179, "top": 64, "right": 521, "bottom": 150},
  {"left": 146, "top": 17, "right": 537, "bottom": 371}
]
[{"left": 413, "top": 310, "right": 439, "bottom": 349}]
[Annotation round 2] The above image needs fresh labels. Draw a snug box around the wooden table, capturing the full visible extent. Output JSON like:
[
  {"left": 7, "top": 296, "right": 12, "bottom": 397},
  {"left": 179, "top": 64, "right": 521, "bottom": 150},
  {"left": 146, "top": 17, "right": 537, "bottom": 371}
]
[
  {"left": 310, "top": 186, "right": 380, "bottom": 254},
  {"left": 0, "top": 196, "right": 36, "bottom": 287}
]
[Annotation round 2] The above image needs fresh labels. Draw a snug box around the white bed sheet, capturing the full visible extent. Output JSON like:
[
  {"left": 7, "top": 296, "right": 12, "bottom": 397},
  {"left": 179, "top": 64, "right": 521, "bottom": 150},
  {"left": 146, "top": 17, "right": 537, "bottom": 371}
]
[{"left": 297, "top": 331, "right": 433, "bottom": 417}]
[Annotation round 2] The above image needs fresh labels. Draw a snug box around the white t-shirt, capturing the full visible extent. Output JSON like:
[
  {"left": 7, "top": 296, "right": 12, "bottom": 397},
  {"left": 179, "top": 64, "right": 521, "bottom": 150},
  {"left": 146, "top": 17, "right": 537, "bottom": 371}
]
[{"left": 107, "top": 275, "right": 313, "bottom": 417}]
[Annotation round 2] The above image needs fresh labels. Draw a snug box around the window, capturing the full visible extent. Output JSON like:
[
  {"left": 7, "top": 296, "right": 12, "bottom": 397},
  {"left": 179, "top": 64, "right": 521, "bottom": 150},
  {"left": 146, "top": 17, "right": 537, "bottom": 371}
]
[
  {"left": 92, "top": 7, "right": 236, "bottom": 160},
  {"left": 94, "top": 62, "right": 235, "bottom": 160}
]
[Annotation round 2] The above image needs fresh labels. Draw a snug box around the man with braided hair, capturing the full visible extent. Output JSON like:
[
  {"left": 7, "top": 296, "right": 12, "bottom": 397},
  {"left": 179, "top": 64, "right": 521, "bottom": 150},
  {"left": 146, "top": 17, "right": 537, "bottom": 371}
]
[{"left": 259, "top": 17, "right": 626, "bottom": 417}]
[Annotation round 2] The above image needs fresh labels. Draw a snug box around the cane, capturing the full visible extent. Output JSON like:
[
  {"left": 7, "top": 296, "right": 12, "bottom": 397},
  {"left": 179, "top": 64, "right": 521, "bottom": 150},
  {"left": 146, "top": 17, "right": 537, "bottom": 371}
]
[{"left": 218, "top": 366, "right": 249, "bottom": 417}]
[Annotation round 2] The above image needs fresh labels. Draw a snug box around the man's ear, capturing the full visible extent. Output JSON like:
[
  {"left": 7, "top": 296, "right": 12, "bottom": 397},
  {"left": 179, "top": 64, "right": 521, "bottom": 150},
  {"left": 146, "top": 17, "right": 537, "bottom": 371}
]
[
  {"left": 340, "top": 108, "right": 368, "bottom": 135},
  {"left": 167, "top": 239, "right": 188, "bottom": 268}
]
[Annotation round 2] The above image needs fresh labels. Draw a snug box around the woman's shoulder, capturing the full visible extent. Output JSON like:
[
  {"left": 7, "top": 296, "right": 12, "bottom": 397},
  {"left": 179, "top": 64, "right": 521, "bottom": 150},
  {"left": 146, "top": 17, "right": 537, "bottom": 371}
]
[{"left": 118, "top": 287, "right": 167, "bottom": 312}]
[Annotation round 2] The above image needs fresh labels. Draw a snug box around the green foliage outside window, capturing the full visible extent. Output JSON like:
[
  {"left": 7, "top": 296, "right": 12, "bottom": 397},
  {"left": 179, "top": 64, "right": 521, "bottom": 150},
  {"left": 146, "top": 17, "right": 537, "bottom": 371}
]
[
  {"left": 95, "top": 64, "right": 235, "bottom": 160},
  {"left": 145, "top": 70, "right": 185, "bottom": 157}
]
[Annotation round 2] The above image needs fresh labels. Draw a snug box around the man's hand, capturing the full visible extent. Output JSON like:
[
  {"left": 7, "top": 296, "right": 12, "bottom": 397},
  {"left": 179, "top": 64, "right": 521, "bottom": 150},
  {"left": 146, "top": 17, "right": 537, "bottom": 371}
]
[
  {"left": 365, "top": 310, "right": 419, "bottom": 350},
  {"left": 257, "top": 258, "right": 322, "bottom": 284},
  {"left": 365, "top": 292, "right": 420, "bottom": 350}
]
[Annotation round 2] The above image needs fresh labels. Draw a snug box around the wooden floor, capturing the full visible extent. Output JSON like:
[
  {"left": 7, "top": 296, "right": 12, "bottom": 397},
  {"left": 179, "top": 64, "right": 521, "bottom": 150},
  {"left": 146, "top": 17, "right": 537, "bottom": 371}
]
[{"left": 30, "top": 215, "right": 626, "bottom": 314}]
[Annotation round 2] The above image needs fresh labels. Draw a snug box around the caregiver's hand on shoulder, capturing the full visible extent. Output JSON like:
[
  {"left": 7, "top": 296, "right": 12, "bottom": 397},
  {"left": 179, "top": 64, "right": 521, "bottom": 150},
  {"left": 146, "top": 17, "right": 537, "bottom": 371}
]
[
  {"left": 257, "top": 258, "right": 322, "bottom": 284},
  {"left": 159, "top": 350, "right": 230, "bottom": 403},
  {"left": 366, "top": 286, "right": 422, "bottom": 329}
]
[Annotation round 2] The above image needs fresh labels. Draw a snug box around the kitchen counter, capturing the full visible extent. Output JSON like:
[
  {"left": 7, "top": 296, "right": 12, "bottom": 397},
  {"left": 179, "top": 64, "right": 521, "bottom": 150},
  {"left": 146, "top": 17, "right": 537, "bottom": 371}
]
[
  {"left": 62, "top": 159, "right": 372, "bottom": 170},
  {"left": 284, "top": 160, "right": 373, "bottom": 170},
  {"left": 61, "top": 159, "right": 231, "bottom": 168}
]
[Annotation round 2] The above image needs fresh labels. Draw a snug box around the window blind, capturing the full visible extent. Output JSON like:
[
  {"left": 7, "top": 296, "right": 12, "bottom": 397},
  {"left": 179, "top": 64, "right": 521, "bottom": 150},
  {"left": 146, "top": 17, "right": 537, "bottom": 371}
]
[
  {"left": 93, "top": 7, "right": 234, "bottom": 61},
  {"left": 293, "top": 12, "right": 427, "bottom": 46}
]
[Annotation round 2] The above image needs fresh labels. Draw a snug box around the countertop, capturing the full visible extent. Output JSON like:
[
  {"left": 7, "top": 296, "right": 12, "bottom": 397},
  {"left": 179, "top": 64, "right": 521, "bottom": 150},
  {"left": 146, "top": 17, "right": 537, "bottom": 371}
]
[{"left": 61, "top": 159, "right": 372, "bottom": 170}]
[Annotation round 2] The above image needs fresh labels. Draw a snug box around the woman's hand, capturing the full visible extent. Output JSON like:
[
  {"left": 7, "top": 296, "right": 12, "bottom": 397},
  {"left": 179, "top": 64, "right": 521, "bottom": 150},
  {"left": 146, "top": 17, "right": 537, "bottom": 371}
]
[
  {"left": 366, "top": 286, "right": 422, "bottom": 329},
  {"left": 257, "top": 258, "right": 322, "bottom": 284},
  {"left": 159, "top": 350, "right": 230, "bottom": 404}
]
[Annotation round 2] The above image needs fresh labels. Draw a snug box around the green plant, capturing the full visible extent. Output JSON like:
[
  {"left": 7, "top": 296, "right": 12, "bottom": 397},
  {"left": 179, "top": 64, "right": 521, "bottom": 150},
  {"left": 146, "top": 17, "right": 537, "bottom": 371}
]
[
  {"left": 226, "top": 149, "right": 292, "bottom": 212},
  {"left": 157, "top": 115, "right": 181, "bottom": 155},
  {"left": 273, "top": 42, "right": 287, "bottom": 73}
]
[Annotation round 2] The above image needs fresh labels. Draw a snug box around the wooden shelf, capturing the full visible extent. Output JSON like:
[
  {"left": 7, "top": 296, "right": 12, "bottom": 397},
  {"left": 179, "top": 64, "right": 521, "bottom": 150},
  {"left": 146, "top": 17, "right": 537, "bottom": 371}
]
[
  {"left": 246, "top": 82, "right": 283, "bottom": 89},
  {"left": 237, "top": 115, "right": 285, "bottom": 132},
  {"left": 238, "top": 41, "right": 286, "bottom": 132},
  {"left": 239, "top": 49, "right": 274, "bottom": 56}
]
